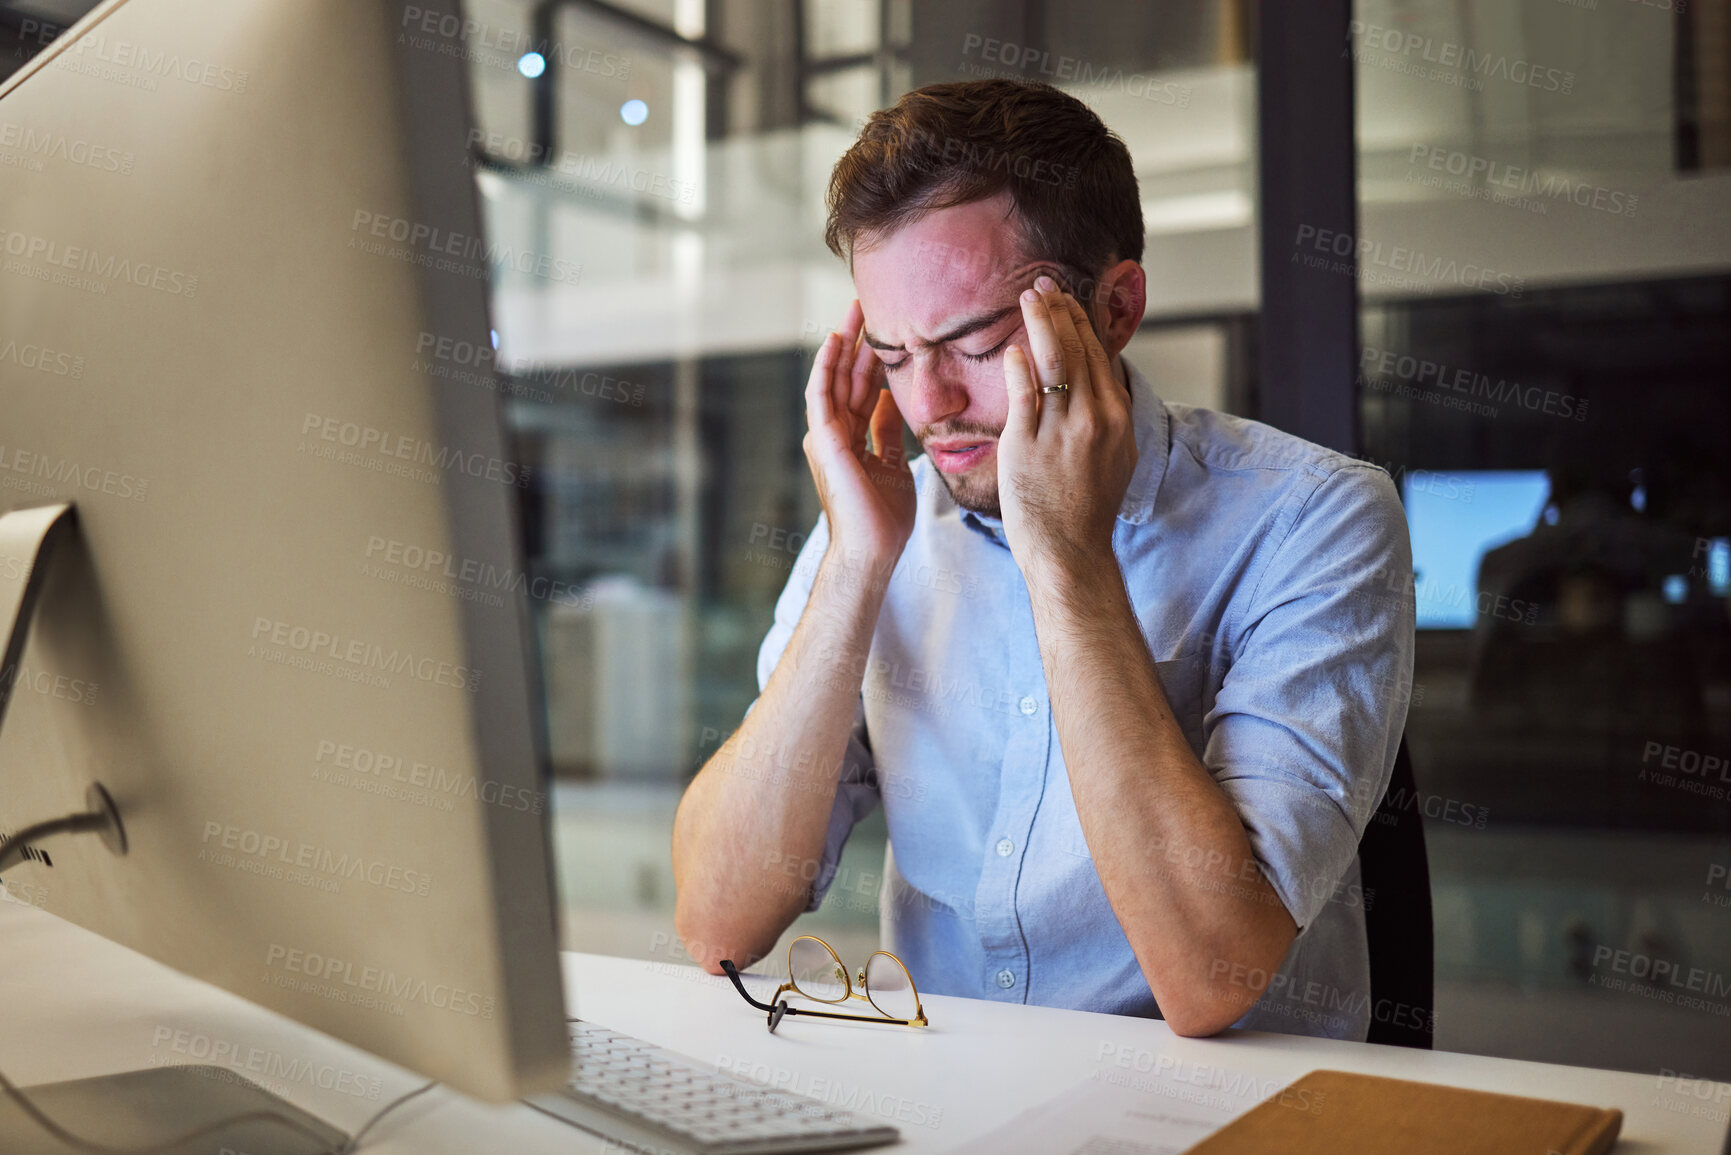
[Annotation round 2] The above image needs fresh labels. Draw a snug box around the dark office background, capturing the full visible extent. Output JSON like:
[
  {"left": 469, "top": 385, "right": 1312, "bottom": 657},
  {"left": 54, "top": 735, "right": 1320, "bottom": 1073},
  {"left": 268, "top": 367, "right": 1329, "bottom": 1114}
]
[{"left": 7, "top": 0, "right": 1728, "bottom": 1084}]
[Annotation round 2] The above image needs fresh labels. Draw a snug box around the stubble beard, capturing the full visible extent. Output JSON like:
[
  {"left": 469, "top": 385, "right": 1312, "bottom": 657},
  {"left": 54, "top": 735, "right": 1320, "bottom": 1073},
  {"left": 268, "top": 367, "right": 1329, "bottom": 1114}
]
[
  {"left": 935, "top": 466, "right": 1001, "bottom": 518},
  {"left": 919, "top": 423, "right": 1004, "bottom": 518}
]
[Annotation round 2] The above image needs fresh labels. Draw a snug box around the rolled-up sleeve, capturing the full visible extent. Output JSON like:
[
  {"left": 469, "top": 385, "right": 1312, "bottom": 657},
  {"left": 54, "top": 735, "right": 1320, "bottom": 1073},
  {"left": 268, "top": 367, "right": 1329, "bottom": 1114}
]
[
  {"left": 750, "top": 513, "right": 881, "bottom": 913},
  {"left": 1204, "top": 464, "right": 1415, "bottom": 932}
]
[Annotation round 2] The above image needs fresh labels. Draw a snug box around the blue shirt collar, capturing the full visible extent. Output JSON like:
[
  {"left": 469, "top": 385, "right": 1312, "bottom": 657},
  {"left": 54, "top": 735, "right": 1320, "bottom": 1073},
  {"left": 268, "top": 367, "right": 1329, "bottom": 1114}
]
[{"left": 957, "top": 357, "right": 1170, "bottom": 542}]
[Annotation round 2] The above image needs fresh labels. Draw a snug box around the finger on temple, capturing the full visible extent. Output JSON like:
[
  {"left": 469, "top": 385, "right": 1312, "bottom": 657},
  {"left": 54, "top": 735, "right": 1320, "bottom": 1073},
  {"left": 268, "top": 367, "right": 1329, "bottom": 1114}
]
[
  {"left": 803, "top": 335, "right": 856, "bottom": 476},
  {"left": 868, "top": 387, "right": 907, "bottom": 466},
  {"left": 1061, "top": 295, "right": 1109, "bottom": 361},
  {"left": 1001, "top": 343, "right": 1039, "bottom": 439},
  {"left": 1062, "top": 295, "right": 1125, "bottom": 415},
  {"left": 1037, "top": 284, "right": 1092, "bottom": 408},
  {"left": 848, "top": 335, "right": 881, "bottom": 420},
  {"left": 1017, "top": 287, "right": 1065, "bottom": 394},
  {"left": 805, "top": 331, "right": 844, "bottom": 436},
  {"left": 838, "top": 298, "right": 865, "bottom": 352}
]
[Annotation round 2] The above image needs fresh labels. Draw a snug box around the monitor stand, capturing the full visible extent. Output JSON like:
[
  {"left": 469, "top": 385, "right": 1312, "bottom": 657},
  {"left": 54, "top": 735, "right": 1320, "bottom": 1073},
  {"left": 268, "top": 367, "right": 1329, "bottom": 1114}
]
[
  {"left": 0, "top": 504, "right": 353, "bottom": 1154},
  {"left": 0, "top": 1066, "right": 349, "bottom": 1154}
]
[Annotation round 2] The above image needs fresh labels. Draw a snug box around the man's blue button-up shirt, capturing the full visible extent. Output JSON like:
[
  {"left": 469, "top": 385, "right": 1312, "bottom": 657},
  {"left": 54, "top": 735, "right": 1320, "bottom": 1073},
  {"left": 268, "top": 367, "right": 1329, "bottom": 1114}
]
[{"left": 754, "top": 359, "right": 1415, "bottom": 1040}]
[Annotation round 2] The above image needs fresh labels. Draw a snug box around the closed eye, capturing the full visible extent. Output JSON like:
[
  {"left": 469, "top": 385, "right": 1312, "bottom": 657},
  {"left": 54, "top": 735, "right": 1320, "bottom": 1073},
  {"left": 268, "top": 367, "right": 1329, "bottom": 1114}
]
[
  {"left": 876, "top": 328, "right": 1015, "bottom": 372},
  {"left": 960, "top": 334, "right": 1013, "bottom": 364}
]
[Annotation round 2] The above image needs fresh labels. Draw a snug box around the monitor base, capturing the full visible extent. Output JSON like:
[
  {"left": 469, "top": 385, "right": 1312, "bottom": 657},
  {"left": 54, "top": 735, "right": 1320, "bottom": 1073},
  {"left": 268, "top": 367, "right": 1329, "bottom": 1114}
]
[{"left": 0, "top": 1064, "right": 349, "bottom": 1154}]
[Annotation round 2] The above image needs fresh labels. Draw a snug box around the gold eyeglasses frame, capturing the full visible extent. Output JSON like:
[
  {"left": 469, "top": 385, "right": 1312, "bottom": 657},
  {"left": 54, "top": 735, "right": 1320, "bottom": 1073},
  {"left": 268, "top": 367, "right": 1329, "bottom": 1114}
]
[{"left": 720, "top": 934, "right": 929, "bottom": 1032}]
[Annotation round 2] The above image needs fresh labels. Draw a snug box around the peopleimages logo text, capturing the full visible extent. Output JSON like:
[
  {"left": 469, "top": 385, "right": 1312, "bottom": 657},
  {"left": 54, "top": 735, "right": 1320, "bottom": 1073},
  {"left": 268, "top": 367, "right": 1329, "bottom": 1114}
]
[
  {"left": 1408, "top": 144, "right": 1638, "bottom": 218},
  {"left": 148, "top": 1026, "right": 384, "bottom": 1101},
  {"left": 313, "top": 738, "right": 546, "bottom": 815},
  {"left": 265, "top": 944, "right": 495, "bottom": 1019},
  {"left": 0, "top": 122, "right": 134, "bottom": 175},
  {"left": 60, "top": 30, "right": 251, "bottom": 92},
  {"left": 1360, "top": 345, "right": 1588, "bottom": 422},
  {"left": 1348, "top": 21, "right": 1575, "bottom": 94},
  {"left": 365, "top": 535, "right": 586, "bottom": 608},
  {"left": 0, "top": 337, "right": 85, "bottom": 378},
  {"left": 349, "top": 210, "right": 581, "bottom": 286},
  {"left": 1294, "top": 225, "right": 1523, "bottom": 297},
  {"left": 399, "top": 6, "right": 629, "bottom": 79},
  {"left": 0, "top": 228, "right": 198, "bottom": 296},
  {"left": 249, "top": 617, "right": 479, "bottom": 692},
  {"left": 300, "top": 412, "right": 531, "bottom": 488},
  {"left": 200, "top": 821, "right": 433, "bottom": 896},
  {"left": 0, "top": 443, "right": 147, "bottom": 501}
]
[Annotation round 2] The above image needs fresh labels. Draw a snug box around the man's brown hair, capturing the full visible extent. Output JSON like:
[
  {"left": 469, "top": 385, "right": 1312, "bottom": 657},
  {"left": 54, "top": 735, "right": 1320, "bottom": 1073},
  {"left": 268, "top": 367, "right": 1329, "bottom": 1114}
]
[{"left": 825, "top": 79, "right": 1144, "bottom": 292}]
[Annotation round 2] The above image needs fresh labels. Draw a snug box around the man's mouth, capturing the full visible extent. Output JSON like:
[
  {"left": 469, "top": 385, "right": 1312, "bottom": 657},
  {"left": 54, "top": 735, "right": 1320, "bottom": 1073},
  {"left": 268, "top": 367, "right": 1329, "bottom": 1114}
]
[{"left": 925, "top": 438, "right": 995, "bottom": 473}]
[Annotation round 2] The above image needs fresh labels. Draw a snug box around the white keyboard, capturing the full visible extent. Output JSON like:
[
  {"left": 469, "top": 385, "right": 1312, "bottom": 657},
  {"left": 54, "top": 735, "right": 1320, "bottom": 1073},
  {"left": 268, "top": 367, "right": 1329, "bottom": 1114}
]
[{"left": 524, "top": 1021, "right": 902, "bottom": 1154}]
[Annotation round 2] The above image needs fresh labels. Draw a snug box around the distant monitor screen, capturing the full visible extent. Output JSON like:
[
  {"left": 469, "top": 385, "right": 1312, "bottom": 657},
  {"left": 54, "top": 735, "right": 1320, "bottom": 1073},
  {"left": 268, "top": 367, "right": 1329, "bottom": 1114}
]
[{"left": 1403, "top": 469, "right": 1552, "bottom": 629}]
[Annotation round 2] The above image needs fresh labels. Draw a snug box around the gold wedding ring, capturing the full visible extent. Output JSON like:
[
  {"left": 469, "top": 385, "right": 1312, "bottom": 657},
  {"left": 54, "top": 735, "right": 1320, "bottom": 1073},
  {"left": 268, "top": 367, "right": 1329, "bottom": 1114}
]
[{"left": 1038, "top": 383, "right": 1070, "bottom": 394}]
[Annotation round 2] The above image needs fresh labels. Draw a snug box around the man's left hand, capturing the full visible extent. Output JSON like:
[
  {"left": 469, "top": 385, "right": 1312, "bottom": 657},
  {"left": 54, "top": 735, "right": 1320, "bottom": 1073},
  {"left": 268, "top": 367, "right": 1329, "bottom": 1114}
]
[{"left": 998, "top": 275, "right": 1138, "bottom": 575}]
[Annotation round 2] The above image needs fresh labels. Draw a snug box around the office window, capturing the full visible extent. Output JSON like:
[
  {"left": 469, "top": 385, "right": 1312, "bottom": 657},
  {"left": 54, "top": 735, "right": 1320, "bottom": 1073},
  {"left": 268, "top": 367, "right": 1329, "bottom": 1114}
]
[{"left": 1355, "top": 0, "right": 1731, "bottom": 1080}]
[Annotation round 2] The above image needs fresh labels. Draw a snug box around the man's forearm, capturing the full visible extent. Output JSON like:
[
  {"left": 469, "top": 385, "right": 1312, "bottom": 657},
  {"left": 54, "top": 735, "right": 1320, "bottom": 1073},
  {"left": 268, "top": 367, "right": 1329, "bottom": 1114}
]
[
  {"left": 1023, "top": 553, "right": 1297, "bottom": 1036},
  {"left": 671, "top": 552, "right": 888, "bottom": 971}
]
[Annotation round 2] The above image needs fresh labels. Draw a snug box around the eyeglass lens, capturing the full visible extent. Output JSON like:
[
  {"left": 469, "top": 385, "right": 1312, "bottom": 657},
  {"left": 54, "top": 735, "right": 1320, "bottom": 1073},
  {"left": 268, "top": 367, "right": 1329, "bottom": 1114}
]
[
  {"left": 788, "top": 937, "right": 849, "bottom": 1003},
  {"left": 863, "top": 952, "right": 918, "bottom": 1021}
]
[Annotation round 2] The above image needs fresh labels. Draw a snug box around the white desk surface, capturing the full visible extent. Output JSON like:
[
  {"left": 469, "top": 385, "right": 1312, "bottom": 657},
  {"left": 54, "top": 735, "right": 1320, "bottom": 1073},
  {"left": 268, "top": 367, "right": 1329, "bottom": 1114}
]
[{"left": 2, "top": 898, "right": 1726, "bottom": 1153}]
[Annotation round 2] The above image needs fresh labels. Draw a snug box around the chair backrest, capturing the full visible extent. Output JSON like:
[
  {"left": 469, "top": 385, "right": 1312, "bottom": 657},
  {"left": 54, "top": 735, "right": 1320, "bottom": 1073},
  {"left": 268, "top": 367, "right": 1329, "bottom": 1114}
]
[{"left": 1358, "top": 735, "right": 1435, "bottom": 1048}]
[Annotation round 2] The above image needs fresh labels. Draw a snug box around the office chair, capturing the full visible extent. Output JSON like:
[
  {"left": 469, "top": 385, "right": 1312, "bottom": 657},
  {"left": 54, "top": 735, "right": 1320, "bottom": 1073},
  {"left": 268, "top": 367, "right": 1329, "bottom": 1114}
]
[{"left": 1358, "top": 736, "right": 1435, "bottom": 1049}]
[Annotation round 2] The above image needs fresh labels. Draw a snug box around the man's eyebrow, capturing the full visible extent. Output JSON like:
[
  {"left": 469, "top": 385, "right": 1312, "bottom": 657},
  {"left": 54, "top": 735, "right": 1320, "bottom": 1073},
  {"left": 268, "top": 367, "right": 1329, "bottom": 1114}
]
[{"left": 863, "top": 304, "right": 1020, "bottom": 352}]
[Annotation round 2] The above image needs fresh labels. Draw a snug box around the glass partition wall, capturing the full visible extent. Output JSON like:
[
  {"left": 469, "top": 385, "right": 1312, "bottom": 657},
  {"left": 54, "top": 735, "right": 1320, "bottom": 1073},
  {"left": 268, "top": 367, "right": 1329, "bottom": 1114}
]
[{"left": 1353, "top": 0, "right": 1731, "bottom": 1079}]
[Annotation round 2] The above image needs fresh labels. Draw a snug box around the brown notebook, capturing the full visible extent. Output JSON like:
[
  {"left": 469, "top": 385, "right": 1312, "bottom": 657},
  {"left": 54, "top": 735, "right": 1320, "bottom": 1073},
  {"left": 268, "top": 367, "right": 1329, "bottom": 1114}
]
[{"left": 1183, "top": 1069, "right": 1623, "bottom": 1155}]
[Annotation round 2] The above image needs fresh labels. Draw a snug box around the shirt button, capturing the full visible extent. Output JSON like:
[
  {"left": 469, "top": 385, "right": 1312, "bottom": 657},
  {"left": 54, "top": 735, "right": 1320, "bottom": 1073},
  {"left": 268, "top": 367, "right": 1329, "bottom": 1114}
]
[
  {"left": 1018, "top": 696, "right": 1038, "bottom": 716},
  {"left": 996, "top": 969, "right": 1016, "bottom": 989},
  {"left": 995, "top": 838, "right": 1014, "bottom": 857}
]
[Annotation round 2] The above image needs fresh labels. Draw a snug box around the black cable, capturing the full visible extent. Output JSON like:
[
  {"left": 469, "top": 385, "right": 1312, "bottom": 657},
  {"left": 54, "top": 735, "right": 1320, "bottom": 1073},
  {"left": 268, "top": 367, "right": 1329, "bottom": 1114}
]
[
  {"left": 0, "top": 811, "right": 107, "bottom": 875},
  {"left": 0, "top": 1061, "right": 440, "bottom": 1155}
]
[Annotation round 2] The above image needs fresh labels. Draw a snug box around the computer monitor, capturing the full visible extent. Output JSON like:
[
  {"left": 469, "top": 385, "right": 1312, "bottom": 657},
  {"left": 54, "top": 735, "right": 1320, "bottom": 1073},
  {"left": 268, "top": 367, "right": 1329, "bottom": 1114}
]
[
  {"left": 1402, "top": 469, "right": 1552, "bottom": 629},
  {"left": 0, "top": 0, "right": 567, "bottom": 1122}
]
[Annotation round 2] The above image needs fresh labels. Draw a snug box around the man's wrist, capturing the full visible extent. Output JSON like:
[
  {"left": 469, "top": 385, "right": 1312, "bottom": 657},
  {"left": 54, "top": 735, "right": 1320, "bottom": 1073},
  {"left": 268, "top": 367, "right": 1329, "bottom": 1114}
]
[
  {"left": 779, "top": 549, "right": 895, "bottom": 696},
  {"left": 812, "top": 542, "right": 901, "bottom": 610},
  {"left": 1020, "top": 540, "right": 1121, "bottom": 602}
]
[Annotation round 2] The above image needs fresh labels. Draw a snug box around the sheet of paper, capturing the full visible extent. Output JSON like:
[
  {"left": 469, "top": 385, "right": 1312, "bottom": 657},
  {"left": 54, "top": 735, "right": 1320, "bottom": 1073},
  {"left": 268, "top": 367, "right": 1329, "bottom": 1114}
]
[{"left": 950, "top": 1061, "right": 1287, "bottom": 1155}]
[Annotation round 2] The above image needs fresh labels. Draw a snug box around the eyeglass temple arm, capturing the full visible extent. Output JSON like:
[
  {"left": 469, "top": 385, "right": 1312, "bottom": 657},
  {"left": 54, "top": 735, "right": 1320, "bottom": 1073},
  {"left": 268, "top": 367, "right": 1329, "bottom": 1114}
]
[
  {"left": 720, "top": 959, "right": 833, "bottom": 1028},
  {"left": 718, "top": 959, "right": 783, "bottom": 1013}
]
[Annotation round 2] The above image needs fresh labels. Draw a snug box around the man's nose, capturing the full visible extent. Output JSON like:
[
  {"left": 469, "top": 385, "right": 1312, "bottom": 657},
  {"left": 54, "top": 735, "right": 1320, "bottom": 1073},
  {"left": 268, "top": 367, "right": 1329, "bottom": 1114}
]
[{"left": 894, "top": 359, "right": 968, "bottom": 430}]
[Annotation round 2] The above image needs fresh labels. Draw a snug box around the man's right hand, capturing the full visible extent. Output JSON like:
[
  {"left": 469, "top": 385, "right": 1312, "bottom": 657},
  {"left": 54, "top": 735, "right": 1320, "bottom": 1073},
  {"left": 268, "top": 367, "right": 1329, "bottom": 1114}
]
[{"left": 802, "top": 300, "right": 917, "bottom": 569}]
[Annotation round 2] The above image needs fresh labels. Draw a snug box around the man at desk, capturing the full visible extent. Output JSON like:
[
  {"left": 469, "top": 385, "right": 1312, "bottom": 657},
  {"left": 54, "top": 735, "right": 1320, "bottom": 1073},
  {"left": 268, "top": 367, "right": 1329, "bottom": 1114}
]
[{"left": 672, "top": 79, "right": 1415, "bottom": 1040}]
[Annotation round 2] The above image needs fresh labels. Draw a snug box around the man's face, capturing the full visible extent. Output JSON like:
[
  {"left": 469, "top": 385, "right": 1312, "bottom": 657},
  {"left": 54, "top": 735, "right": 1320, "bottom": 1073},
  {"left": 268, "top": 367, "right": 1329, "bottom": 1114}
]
[{"left": 851, "top": 193, "right": 1054, "bottom": 518}]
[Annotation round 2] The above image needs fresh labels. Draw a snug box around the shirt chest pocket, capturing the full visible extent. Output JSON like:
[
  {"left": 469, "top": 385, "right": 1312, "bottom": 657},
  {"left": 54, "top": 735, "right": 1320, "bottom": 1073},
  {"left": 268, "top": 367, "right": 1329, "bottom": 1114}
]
[{"left": 1051, "top": 651, "right": 1210, "bottom": 861}]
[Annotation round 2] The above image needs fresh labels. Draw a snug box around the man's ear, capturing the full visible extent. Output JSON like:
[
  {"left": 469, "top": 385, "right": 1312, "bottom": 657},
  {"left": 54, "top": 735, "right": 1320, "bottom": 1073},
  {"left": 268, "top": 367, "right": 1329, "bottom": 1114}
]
[{"left": 1092, "top": 259, "right": 1147, "bottom": 358}]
